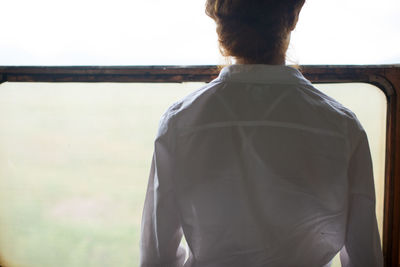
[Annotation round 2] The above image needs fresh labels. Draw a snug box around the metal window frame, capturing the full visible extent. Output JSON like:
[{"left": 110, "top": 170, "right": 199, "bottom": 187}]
[{"left": 1, "top": 65, "right": 399, "bottom": 267}]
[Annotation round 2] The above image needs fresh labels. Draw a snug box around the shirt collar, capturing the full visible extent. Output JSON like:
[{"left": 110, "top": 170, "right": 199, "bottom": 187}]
[{"left": 216, "top": 64, "right": 311, "bottom": 85}]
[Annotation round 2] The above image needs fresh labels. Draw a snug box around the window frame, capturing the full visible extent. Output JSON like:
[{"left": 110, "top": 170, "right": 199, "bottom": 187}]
[{"left": 0, "top": 65, "right": 399, "bottom": 267}]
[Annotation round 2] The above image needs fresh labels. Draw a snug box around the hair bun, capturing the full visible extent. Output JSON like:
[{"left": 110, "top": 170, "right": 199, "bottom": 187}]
[{"left": 206, "top": 0, "right": 305, "bottom": 64}]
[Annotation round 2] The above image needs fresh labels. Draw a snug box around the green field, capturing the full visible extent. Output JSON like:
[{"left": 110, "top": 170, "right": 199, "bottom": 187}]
[
  {"left": 0, "top": 82, "right": 199, "bottom": 267},
  {"left": 0, "top": 82, "right": 386, "bottom": 267}
]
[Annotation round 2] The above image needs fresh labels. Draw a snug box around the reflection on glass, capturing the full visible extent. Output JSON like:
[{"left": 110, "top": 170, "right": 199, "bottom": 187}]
[{"left": 0, "top": 82, "right": 386, "bottom": 267}]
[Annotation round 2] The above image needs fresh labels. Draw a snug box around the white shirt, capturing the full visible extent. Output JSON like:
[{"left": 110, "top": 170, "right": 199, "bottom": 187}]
[{"left": 140, "top": 64, "right": 383, "bottom": 267}]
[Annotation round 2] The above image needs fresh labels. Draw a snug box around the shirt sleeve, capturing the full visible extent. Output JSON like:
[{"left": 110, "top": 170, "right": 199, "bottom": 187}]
[
  {"left": 140, "top": 136, "right": 186, "bottom": 267},
  {"left": 340, "top": 130, "right": 384, "bottom": 267}
]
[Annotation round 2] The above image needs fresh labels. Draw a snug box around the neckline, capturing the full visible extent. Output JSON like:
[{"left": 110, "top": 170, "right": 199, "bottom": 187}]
[{"left": 217, "top": 64, "right": 311, "bottom": 85}]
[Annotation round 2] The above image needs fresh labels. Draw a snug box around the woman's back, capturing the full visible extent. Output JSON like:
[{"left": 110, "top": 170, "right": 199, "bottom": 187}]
[
  {"left": 140, "top": 1, "right": 383, "bottom": 266},
  {"left": 140, "top": 64, "right": 382, "bottom": 267},
  {"left": 174, "top": 64, "right": 349, "bottom": 266}
]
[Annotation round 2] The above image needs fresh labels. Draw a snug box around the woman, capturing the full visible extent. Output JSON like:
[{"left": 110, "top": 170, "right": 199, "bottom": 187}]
[{"left": 140, "top": 0, "right": 383, "bottom": 266}]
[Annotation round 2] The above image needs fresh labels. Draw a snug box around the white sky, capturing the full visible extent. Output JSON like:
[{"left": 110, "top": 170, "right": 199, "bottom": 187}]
[{"left": 1, "top": 0, "right": 399, "bottom": 65}]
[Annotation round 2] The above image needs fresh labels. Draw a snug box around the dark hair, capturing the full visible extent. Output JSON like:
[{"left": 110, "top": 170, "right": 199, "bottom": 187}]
[{"left": 205, "top": 0, "right": 305, "bottom": 64}]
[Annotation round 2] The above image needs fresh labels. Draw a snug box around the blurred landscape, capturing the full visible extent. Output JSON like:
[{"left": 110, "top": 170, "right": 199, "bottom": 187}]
[{"left": 0, "top": 82, "right": 386, "bottom": 267}]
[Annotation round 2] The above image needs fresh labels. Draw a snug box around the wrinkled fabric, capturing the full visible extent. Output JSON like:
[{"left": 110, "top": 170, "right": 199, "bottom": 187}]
[{"left": 140, "top": 64, "right": 383, "bottom": 267}]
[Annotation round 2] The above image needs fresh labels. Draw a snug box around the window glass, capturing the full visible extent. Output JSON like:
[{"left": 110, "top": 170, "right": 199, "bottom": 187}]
[
  {"left": 1, "top": 0, "right": 399, "bottom": 65},
  {"left": 0, "top": 82, "right": 199, "bottom": 267},
  {"left": 0, "top": 82, "right": 386, "bottom": 267}
]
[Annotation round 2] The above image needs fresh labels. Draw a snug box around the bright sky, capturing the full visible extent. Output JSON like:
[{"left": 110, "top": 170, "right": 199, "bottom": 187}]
[{"left": 1, "top": 0, "right": 399, "bottom": 65}]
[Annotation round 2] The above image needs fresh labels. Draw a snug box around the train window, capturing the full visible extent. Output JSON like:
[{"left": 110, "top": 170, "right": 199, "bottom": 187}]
[
  {"left": 0, "top": 82, "right": 199, "bottom": 267},
  {"left": 0, "top": 80, "right": 388, "bottom": 267}
]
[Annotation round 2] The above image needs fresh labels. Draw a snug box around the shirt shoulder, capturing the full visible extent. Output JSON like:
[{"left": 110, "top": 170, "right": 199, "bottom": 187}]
[
  {"left": 155, "top": 79, "right": 223, "bottom": 138},
  {"left": 299, "top": 83, "right": 355, "bottom": 119},
  {"left": 298, "top": 83, "right": 365, "bottom": 148}
]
